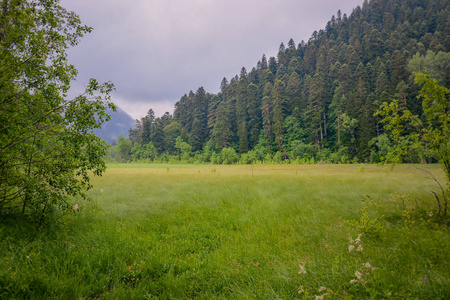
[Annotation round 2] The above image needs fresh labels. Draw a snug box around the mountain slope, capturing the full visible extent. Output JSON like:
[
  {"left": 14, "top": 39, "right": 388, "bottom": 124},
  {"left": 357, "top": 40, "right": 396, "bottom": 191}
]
[
  {"left": 130, "top": 0, "right": 450, "bottom": 163},
  {"left": 94, "top": 106, "right": 135, "bottom": 144}
]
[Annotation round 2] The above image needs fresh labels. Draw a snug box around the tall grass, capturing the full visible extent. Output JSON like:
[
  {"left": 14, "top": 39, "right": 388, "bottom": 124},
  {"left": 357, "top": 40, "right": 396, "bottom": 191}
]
[{"left": 0, "top": 164, "right": 448, "bottom": 299}]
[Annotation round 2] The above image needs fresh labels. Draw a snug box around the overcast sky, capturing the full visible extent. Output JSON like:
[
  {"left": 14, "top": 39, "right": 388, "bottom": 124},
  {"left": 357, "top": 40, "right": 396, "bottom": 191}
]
[{"left": 60, "top": 0, "right": 363, "bottom": 120}]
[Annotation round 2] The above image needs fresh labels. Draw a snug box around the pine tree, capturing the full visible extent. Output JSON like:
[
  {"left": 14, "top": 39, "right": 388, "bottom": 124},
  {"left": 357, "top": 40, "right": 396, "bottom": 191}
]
[
  {"left": 277, "top": 43, "right": 287, "bottom": 66},
  {"left": 151, "top": 117, "right": 166, "bottom": 153},
  {"left": 247, "top": 83, "right": 261, "bottom": 148},
  {"left": 261, "top": 54, "right": 268, "bottom": 69},
  {"left": 305, "top": 73, "right": 326, "bottom": 151},
  {"left": 142, "top": 109, "right": 155, "bottom": 144},
  {"left": 240, "top": 67, "right": 248, "bottom": 81},
  {"left": 207, "top": 95, "right": 221, "bottom": 136},
  {"left": 213, "top": 101, "right": 233, "bottom": 150},
  {"left": 285, "top": 72, "right": 302, "bottom": 114},
  {"left": 190, "top": 87, "right": 209, "bottom": 150},
  {"left": 262, "top": 95, "right": 273, "bottom": 153},
  {"left": 236, "top": 79, "right": 249, "bottom": 153},
  {"left": 272, "top": 79, "right": 285, "bottom": 151},
  {"left": 269, "top": 56, "right": 278, "bottom": 75},
  {"left": 220, "top": 77, "right": 229, "bottom": 94}
]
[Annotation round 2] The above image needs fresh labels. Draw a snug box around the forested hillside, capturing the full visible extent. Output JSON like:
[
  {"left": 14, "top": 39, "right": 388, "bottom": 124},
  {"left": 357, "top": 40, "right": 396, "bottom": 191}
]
[{"left": 123, "top": 0, "right": 450, "bottom": 164}]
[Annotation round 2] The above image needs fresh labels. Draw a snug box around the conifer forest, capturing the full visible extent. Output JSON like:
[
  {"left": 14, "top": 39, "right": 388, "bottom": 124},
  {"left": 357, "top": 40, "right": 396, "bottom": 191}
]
[{"left": 118, "top": 0, "right": 450, "bottom": 165}]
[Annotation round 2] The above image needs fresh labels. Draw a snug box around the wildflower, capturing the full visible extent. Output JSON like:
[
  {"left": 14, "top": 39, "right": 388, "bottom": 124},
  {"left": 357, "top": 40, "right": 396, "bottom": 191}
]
[
  {"left": 298, "top": 286, "right": 304, "bottom": 294},
  {"left": 101, "top": 189, "right": 104, "bottom": 192},
  {"left": 428, "top": 211, "right": 433, "bottom": 217},
  {"left": 350, "top": 279, "right": 358, "bottom": 284},
  {"left": 355, "top": 271, "right": 362, "bottom": 280},
  {"left": 306, "top": 258, "right": 309, "bottom": 261},
  {"left": 424, "top": 277, "right": 428, "bottom": 281},
  {"left": 348, "top": 245, "right": 355, "bottom": 252},
  {"left": 10, "top": 257, "right": 13, "bottom": 260},
  {"left": 355, "top": 234, "right": 362, "bottom": 244},
  {"left": 365, "top": 262, "right": 371, "bottom": 268},
  {"left": 298, "top": 264, "right": 306, "bottom": 274},
  {"left": 14, "top": 279, "right": 17, "bottom": 282},
  {"left": 72, "top": 204, "right": 79, "bottom": 211},
  {"left": 319, "top": 287, "right": 327, "bottom": 292},
  {"left": 315, "top": 295, "right": 324, "bottom": 300},
  {"left": 356, "top": 244, "right": 363, "bottom": 252},
  {"left": 343, "top": 290, "right": 346, "bottom": 294},
  {"left": 348, "top": 237, "right": 354, "bottom": 244}
]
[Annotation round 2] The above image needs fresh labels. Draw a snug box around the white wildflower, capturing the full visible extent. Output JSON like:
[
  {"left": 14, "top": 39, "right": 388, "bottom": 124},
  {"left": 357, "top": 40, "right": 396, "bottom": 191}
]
[
  {"left": 356, "top": 244, "right": 363, "bottom": 252},
  {"left": 355, "top": 271, "right": 362, "bottom": 280},
  {"left": 355, "top": 234, "right": 362, "bottom": 244},
  {"left": 72, "top": 204, "right": 79, "bottom": 211},
  {"left": 350, "top": 279, "right": 358, "bottom": 284},
  {"left": 348, "top": 245, "right": 355, "bottom": 252},
  {"left": 319, "top": 287, "right": 327, "bottom": 292},
  {"left": 315, "top": 295, "right": 324, "bottom": 300},
  {"left": 348, "top": 237, "right": 354, "bottom": 244},
  {"left": 428, "top": 211, "right": 433, "bottom": 217},
  {"left": 365, "top": 262, "right": 371, "bottom": 268},
  {"left": 298, "top": 264, "right": 306, "bottom": 274},
  {"left": 298, "top": 286, "right": 304, "bottom": 294}
]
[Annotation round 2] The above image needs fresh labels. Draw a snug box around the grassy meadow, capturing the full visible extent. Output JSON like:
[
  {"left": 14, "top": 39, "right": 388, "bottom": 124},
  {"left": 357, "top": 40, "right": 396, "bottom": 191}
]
[{"left": 1, "top": 164, "right": 449, "bottom": 299}]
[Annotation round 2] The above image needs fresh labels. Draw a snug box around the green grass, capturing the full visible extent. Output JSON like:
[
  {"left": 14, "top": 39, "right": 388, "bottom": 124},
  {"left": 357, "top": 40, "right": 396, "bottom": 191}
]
[{"left": 1, "top": 164, "right": 449, "bottom": 299}]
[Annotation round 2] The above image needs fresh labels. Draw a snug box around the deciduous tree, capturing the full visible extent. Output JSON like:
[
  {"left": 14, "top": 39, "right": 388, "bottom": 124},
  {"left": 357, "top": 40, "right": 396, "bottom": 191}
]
[{"left": 0, "top": 0, "right": 115, "bottom": 224}]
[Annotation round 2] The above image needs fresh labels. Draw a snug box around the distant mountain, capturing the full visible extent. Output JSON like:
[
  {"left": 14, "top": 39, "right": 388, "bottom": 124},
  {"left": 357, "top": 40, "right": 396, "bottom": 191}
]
[{"left": 94, "top": 106, "right": 135, "bottom": 144}]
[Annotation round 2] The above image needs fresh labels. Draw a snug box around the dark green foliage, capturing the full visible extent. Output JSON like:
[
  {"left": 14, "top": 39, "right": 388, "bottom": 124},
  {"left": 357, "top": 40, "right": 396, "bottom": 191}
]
[
  {"left": 129, "top": 0, "right": 450, "bottom": 164},
  {"left": 213, "top": 101, "right": 233, "bottom": 151}
]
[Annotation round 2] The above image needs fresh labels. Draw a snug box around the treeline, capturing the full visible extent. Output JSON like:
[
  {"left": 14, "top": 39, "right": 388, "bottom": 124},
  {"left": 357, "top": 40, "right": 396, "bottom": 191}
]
[{"left": 113, "top": 0, "right": 450, "bottom": 164}]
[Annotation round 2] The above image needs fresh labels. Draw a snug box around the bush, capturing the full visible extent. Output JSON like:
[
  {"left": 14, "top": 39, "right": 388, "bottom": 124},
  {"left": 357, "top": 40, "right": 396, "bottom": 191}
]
[{"left": 220, "top": 148, "right": 239, "bottom": 164}]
